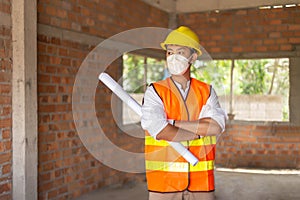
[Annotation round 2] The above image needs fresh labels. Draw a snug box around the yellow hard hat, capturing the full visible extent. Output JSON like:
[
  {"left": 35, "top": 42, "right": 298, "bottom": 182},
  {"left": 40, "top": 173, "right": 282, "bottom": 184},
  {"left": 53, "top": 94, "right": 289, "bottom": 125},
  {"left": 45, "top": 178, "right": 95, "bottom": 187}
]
[{"left": 160, "top": 26, "right": 202, "bottom": 55}]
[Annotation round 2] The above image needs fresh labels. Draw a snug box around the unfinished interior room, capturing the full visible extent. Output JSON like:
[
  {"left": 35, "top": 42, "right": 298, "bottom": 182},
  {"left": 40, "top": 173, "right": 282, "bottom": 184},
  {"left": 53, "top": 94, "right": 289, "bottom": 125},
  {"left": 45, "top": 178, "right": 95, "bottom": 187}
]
[{"left": 0, "top": 0, "right": 299, "bottom": 199}]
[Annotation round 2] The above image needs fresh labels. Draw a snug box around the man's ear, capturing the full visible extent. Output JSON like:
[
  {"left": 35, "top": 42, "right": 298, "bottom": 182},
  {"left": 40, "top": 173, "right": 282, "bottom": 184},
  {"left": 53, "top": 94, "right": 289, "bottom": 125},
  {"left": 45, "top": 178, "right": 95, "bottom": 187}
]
[{"left": 191, "top": 53, "right": 198, "bottom": 63}]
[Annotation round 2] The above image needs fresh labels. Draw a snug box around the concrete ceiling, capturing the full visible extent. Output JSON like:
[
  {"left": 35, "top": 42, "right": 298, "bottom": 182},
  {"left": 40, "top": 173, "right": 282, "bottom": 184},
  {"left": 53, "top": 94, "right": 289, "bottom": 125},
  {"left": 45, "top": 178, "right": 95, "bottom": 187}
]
[{"left": 141, "top": 0, "right": 300, "bottom": 13}]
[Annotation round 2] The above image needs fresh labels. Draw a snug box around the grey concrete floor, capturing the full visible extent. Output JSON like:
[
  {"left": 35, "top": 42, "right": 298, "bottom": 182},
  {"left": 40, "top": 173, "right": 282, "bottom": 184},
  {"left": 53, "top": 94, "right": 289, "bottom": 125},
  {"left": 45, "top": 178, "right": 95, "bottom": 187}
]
[{"left": 74, "top": 168, "right": 300, "bottom": 200}]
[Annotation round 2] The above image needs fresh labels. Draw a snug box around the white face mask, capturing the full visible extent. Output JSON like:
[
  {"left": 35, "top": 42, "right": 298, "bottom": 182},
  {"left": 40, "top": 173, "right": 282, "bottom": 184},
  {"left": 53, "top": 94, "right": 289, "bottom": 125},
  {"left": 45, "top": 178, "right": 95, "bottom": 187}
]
[{"left": 167, "top": 54, "right": 192, "bottom": 75}]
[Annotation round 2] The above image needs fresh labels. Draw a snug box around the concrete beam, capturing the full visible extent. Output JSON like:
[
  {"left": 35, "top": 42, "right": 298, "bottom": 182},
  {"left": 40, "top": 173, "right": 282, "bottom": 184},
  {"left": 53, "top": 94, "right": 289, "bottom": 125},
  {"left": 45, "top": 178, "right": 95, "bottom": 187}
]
[
  {"left": 208, "top": 50, "right": 300, "bottom": 60},
  {"left": 38, "top": 24, "right": 165, "bottom": 59},
  {"left": 176, "top": 0, "right": 300, "bottom": 13},
  {"left": 168, "top": 12, "right": 178, "bottom": 29},
  {"left": 141, "top": 0, "right": 300, "bottom": 13},
  {"left": 140, "top": 0, "right": 176, "bottom": 12},
  {"left": 12, "top": 0, "right": 37, "bottom": 199}
]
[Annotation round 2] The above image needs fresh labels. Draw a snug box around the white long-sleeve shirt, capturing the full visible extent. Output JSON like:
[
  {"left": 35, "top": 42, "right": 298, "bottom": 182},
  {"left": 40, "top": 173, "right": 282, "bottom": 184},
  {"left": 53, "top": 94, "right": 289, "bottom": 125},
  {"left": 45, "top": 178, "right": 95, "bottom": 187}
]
[{"left": 141, "top": 79, "right": 227, "bottom": 139}]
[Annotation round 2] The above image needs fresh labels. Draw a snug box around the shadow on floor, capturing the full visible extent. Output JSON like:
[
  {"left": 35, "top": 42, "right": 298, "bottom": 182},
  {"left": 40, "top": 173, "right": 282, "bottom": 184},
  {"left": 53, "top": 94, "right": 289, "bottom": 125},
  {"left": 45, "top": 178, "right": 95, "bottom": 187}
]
[{"left": 74, "top": 169, "right": 300, "bottom": 200}]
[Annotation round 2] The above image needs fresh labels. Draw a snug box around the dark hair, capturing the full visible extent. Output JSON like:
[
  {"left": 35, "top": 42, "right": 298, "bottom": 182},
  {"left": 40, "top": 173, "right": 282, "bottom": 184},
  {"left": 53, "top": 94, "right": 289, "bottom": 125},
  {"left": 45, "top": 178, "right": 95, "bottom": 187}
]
[{"left": 189, "top": 48, "right": 196, "bottom": 54}]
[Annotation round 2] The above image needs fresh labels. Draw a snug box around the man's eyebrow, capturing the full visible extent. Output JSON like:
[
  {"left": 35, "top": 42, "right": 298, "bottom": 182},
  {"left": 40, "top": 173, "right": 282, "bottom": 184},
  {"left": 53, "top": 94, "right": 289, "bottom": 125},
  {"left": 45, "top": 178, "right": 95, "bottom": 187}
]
[
  {"left": 177, "top": 47, "right": 186, "bottom": 50},
  {"left": 166, "top": 47, "right": 187, "bottom": 51}
]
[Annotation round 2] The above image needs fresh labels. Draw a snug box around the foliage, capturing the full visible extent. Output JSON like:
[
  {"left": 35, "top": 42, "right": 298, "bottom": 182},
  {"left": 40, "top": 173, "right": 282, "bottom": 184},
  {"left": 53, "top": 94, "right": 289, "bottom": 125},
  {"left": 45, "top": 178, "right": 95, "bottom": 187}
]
[
  {"left": 123, "top": 54, "right": 164, "bottom": 93},
  {"left": 191, "top": 60, "right": 231, "bottom": 95},
  {"left": 236, "top": 59, "right": 268, "bottom": 94}
]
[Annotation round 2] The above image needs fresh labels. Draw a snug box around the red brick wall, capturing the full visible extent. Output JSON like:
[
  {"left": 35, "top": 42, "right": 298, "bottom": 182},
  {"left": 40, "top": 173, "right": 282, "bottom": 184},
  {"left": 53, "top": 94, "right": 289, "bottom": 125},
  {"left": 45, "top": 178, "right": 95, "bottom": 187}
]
[
  {"left": 38, "top": 0, "right": 168, "bottom": 38},
  {"left": 178, "top": 6, "right": 300, "bottom": 54},
  {"left": 0, "top": 0, "right": 12, "bottom": 199},
  {"left": 38, "top": 34, "right": 90, "bottom": 199},
  {"left": 37, "top": 0, "right": 167, "bottom": 199},
  {"left": 217, "top": 123, "right": 300, "bottom": 169},
  {"left": 37, "top": 34, "right": 145, "bottom": 199}
]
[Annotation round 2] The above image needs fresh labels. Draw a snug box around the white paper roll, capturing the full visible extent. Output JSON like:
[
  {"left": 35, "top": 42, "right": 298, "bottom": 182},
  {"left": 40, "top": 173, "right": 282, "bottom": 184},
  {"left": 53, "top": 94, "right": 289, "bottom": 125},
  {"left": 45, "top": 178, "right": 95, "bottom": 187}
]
[
  {"left": 169, "top": 142, "right": 199, "bottom": 166},
  {"left": 99, "top": 73, "right": 143, "bottom": 117},
  {"left": 99, "top": 72, "right": 199, "bottom": 166}
]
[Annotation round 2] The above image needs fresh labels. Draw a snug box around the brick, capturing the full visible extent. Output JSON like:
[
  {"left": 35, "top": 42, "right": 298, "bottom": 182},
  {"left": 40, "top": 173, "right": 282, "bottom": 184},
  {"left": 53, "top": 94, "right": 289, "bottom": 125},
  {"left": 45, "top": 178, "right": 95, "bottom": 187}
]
[
  {"left": 209, "top": 47, "right": 221, "bottom": 53},
  {"left": 0, "top": 95, "right": 10, "bottom": 104},
  {"left": 2, "top": 129, "right": 10, "bottom": 139},
  {"left": 39, "top": 173, "right": 51, "bottom": 182},
  {"left": 263, "top": 39, "right": 275, "bottom": 45},
  {"left": 39, "top": 152, "right": 60, "bottom": 163},
  {"left": 0, "top": 152, "right": 11, "bottom": 163},
  {"left": 289, "top": 37, "right": 300, "bottom": 44},
  {"left": 2, "top": 164, "right": 11, "bottom": 174},
  {"left": 232, "top": 47, "right": 243, "bottom": 52},
  {"left": 0, "top": 2, "right": 10, "bottom": 14},
  {"left": 51, "top": 38, "right": 61, "bottom": 45},
  {"left": 0, "top": 183, "right": 11, "bottom": 194},
  {"left": 280, "top": 44, "right": 293, "bottom": 51},
  {"left": 47, "top": 45, "right": 58, "bottom": 54},
  {"left": 61, "top": 58, "right": 71, "bottom": 66},
  {"left": 39, "top": 182, "right": 54, "bottom": 192},
  {"left": 60, "top": 20, "right": 72, "bottom": 29},
  {"left": 38, "top": 85, "right": 57, "bottom": 93},
  {"left": 48, "top": 189, "right": 58, "bottom": 199},
  {"left": 288, "top": 24, "right": 300, "bottom": 30},
  {"left": 45, "top": 5, "right": 56, "bottom": 16},
  {"left": 42, "top": 162, "right": 55, "bottom": 172},
  {"left": 0, "top": 72, "right": 11, "bottom": 83},
  {"left": 50, "top": 18, "right": 63, "bottom": 29},
  {"left": 38, "top": 74, "right": 51, "bottom": 83},
  {"left": 38, "top": 125, "right": 49, "bottom": 133},
  {"left": 233, "top": 136, "right": 257, "bottom": 143},
  {"left": 38, "top": 43, "right": 46, "bottom": 53},
  {"left": 0, "top": 118, "right": 11, "bottom": 128},
  {"left": 38, "top": 14, "right": 51, "bottom": 24},
  {"left": 4, "top": 141, "right": 11, "bottom": 150},
  {"left": 39, "top": 133, "right": 56, "bottom": 144},
  {"left": 0, "top": 142, "right": 4, "bottom": 152},
  {"left": 267, "top": 45, "right": 279, "bottom": 51},
  {"left": 58, "top": 48, "right": 68, "bottom": 56},
  {"left": 61, "top": 1, "right": 71, "bottom": 10},
  {"left": 236, "top": 10, "right": 247, "bottom": 15},
  {"left": 38, "top": 55, "right": 50, "bottom": 63},
  {"left": 269, "top": 32, "right": 281, "bottom": 38},
  {"left": 274, "top": 143, "right": 287, "bottom": 149},
  {"left": 275, "top": 38, "right": 287, "bottom": 44},
  {"left": 0, "top": 84, "right": 10, "bottom": 94},
  {"left": 56, "top": 9, "right": 67, "bottom": 18}
]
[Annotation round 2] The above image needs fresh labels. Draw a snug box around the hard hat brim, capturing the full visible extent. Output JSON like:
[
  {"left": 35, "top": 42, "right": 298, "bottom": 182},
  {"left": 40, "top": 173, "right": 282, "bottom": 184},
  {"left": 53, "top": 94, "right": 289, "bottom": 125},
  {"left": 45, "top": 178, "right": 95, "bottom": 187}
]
[{"left": 160, "top": 42, "right": 202, "bottom": 56}]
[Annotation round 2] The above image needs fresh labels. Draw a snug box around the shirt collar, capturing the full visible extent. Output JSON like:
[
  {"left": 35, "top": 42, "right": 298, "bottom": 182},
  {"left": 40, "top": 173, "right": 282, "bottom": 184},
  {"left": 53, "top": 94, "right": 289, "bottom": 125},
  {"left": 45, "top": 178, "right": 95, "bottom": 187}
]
[{"left": 173, "top": 79, "right": 190, "bottom": 93}]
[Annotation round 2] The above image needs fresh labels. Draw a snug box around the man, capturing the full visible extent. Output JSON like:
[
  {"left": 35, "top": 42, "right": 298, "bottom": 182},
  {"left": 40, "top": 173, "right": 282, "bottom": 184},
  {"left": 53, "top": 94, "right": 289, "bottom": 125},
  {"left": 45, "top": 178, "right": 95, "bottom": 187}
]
[{"left": 141, "top": 26, "right": 227, "bottom": 200}]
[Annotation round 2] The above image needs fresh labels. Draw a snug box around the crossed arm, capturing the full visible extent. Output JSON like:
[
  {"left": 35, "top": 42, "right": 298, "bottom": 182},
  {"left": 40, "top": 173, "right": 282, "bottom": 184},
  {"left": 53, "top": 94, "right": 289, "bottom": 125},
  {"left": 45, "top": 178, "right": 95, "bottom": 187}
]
[
  {"left": 156, "top": 118, "right": 222, "bottom": 142},
  {"left": 141, "top": 85, "right": 226, "bottom": 143}
]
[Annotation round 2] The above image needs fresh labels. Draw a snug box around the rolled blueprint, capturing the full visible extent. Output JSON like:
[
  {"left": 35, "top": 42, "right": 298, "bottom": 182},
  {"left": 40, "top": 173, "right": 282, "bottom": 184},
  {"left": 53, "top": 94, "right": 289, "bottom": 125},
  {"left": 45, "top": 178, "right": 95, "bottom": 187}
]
[
  {"left": 99, "top": 73, "right": 143, "bottom": 117},
  {"left": 99, "top": 72, "right": 199, "bottom": 166}
]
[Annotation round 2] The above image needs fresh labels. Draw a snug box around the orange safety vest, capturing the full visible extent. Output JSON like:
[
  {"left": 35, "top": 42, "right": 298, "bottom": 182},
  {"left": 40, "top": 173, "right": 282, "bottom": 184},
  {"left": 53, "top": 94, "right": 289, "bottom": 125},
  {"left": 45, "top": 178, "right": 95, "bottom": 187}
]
[{"left": 145, "top": 77, "right": 216, "bottom": 193}]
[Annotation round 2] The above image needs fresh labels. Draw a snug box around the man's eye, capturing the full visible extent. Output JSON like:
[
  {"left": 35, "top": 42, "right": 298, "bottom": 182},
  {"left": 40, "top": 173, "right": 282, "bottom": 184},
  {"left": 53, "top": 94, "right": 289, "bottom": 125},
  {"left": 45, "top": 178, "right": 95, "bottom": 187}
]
[{"left": 167, "top": 52, "right": 173, "bottom": 55}]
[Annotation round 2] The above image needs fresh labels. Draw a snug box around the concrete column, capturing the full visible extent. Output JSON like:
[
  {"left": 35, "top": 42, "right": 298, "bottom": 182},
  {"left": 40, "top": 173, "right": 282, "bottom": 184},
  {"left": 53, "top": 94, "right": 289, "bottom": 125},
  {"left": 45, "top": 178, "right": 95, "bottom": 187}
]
[
  {"left": 168, "top": 0, "right": 177, "bottom": 29},
  {"left": 168, "top": 12, "right": 178, "bottom": 29},
  {"left": 12, "top": 0, "right": 37, "bottom": 199},
  {"left": 289, "top": 57, "right": 300, "bottom": 125}
]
